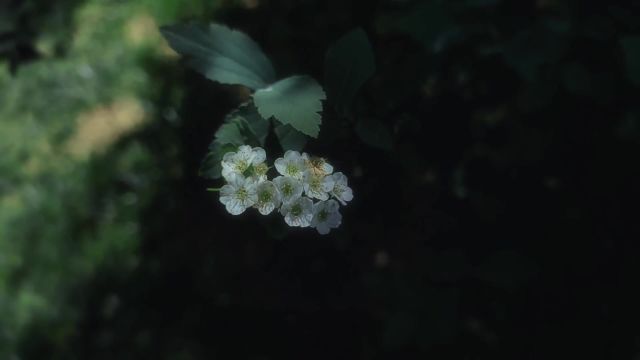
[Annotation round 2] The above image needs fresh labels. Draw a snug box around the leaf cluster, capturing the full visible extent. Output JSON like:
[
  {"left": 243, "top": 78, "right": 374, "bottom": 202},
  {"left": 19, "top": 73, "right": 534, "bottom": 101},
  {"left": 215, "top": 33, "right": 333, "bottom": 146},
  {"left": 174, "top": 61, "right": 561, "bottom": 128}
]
[{"left": 161, "top": 23, "right": 378, "bottom": 179}]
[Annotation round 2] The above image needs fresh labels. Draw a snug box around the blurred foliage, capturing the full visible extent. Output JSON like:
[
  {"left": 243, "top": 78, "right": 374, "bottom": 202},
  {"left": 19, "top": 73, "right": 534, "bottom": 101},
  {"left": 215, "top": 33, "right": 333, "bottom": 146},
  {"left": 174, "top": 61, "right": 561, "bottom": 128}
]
[
  {"left": 1, "top": 0, "right": 639, "bottom": 359},
  {"left": 0, "top": 0, "right": 82, "bottom": 70},
  {"left": 324, "top": 28, "right": 376, "bottom": 118},
  {"left": 0, "top": 0, "right": 187, "bottom": 356}
]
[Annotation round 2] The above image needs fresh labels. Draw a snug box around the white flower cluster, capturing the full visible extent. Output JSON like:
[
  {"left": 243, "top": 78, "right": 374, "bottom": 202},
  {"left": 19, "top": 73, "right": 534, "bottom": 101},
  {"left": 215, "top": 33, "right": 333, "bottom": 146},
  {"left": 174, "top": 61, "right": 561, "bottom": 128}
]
[{"left": 218, "top": 146, "right": 353, "bottom": 234}]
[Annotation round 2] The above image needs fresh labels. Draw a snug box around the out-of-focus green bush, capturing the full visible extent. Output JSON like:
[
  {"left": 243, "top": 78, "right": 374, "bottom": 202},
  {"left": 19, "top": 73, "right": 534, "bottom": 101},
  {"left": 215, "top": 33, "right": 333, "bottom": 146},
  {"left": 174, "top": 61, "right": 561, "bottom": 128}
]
[
  {"left": 0, "top": 0, "right": 225, "bottom": 356},
  {"left": 2, "top": 0, "right": 639, "bottom": 358}
]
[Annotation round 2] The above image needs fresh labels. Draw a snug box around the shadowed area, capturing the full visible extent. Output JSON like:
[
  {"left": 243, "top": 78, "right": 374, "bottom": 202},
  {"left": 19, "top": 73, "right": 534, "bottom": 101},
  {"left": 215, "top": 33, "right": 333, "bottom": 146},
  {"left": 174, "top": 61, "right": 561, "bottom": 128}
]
[{"left": 1, "top": 0, "right": 639, "bottom": 359}]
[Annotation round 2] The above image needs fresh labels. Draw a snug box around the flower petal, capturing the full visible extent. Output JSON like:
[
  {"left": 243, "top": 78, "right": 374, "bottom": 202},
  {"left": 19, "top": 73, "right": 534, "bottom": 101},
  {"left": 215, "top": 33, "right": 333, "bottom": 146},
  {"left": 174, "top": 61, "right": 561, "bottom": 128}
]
[
  {"left": 274, "top": 158, "right": 287, "bottom": 176},
  {"left": 225, "top": 198, "right": 247, "bottom": 215},
  {"left": 316, "top": 223, "right": 331, "bottom": 235},
  {"left": 332, "top": 172, "right": 348, "bottom": 186},
  {"left": 341, "top": 187, "right": 353, "bottom": 202},
  {"left": 252, "top": 147, "right": 266, "bottom": 164},
  {"left": 220, "top": 184, "right": 236, "bottom": 197},
  {"left": 321, "top": 176, "right": 335, "bottom": 192},
  {"left": 257, "top": 202, "right": 275, "bottom": 215},
  {"left": 284, "top": 150, "right": 301, "bottom": 161},
  {"left": 326, "top": 199, "right": 340, "bottom": 212}
]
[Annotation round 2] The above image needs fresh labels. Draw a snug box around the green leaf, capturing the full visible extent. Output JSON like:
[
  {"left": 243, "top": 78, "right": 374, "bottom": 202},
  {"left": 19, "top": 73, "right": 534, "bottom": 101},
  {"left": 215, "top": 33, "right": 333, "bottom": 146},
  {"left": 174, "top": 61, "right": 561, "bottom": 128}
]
[
  {"left": 377, "top": 2, "right": 454, "bottom": 52},
  {"left": 160, "top": 23, "right": 276, "bottom": 89},
  {"left": 214, "top": 118, "right": 244, "bottom": 146},
  {"left": 462, "top": 0, "right": 500, "bottom": 7},
  {"left": 274, "top": 123, "right": 308, "bottom": 151},
  {"left": 253, "top": 75, "right": 325, "bottom": 138},
  {"left": 224, "top": 103, "right": 269, "bottom": 146},
  {"left": 475, "top": 251, "right": 538, "bottom": 289},
  {"left": 200, "top": 104, "right": 269, "bottom": 179},
  {"left": 621, "top": 36, "right": 640, "bottom": 87},
  {"left": 355, "top": 118, "right": 393, "bottom": 150},
  {"left": 503, "top": 22, "right": 570, "bottom": 82},
  {"left": 562, "top": 62, "right": 594, "bottom": 96},
  {"left": 325, "top": 28, "right": 375, "bottom": 117},
  {"left": 199, "top": 143, "right": 237, "bottom": 179}
]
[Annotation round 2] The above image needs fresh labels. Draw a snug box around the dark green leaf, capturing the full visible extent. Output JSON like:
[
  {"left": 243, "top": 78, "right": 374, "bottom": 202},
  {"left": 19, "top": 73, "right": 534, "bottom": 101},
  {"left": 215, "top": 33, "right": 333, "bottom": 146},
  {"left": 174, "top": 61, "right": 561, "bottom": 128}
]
[
  {"left": 160, "top": 23, "right": 276, "bottom": 89},
  {"left": 581, "top": 15, "right": 615, "bottom": 40},
  {"left": 608, "top": 5, "right": 640, "bottom": 29},
  {"left": 224, "top": 103, "right": 269, "bottom": 146},
  {"left": 377, "top": 2, "right": 454, "bottom": 52},
  {"left": 201, "top": 104, "right": 269, "bottom": 179},
  {"left": 325, "top": 28, "right": 375, "bottom": 117},
  {"left": 200, "top": 143, "right": 237, "bottom": 179},
  {"left": 355, "top": 118, "right": 393, "bottom": 150},
  {"left": 516, "top": 70, "right": 560, "bottom": 110},
  {"left": 274, "top": 123, "right": 308, "bottom": 151},
  {"left": 253, "top": 75, "right": 325, "bottom": 137},
  {"left": 214, "top": 118, "right": 244, "bottom": 146},
  {"left": 0, "top": 10, "right": 15, "bottom": 34},
  {"left": 462, "top": 0, "right": 500, "bottom": 7},
  {"left": 617, "top": 111, "right": 640, "bottom": 141},
  {"left": 503, "top": 22, "right": 571, "bottom": 82},
  {"left": 475, "top": 251, "right": 538, "bottom": 289},
  {"left": 621, "top": 36, "right": 640, "bottom": 87},
  {"left": 562, "top": 62, "right": 594, "bottom": 96}
]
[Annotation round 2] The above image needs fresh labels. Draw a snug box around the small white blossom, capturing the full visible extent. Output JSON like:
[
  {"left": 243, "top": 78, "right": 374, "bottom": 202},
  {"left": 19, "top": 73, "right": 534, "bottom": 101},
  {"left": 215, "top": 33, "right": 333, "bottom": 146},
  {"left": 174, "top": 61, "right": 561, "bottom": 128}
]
[
  {"left": 280, "top": 196, "right": 314, "bottom": 227},
  {"left": 274, "top": 150, "right": 306, "bottom": 180},
  {"left": 215, "top": 145, "right": 351, "bottom": 232},
  {"left": 329, "top": 172, "right": 353, "bottom": 205},
  {"left": 251, "top": 162, "right": 269, "bottom": 183},
  {"left": 303, "top": 171, "right": 335, "bottom": 200},
  {"left": 311, "top": 200, "right": 342, "bottom": 235},
  {"left": 254, "top": 181, "right": 281, "bottom": 215},
  {"left": 219, "top": 175, "right": 258, "bottom": 215},
  {"left": 273, "top": 176, "right": 303, "bottom": 204},
  {"left": 222, "top": 145, "right": 266, "bottom": 181},
  {"left": 302, "top": 153, "right": 334, "bottom": 176}
]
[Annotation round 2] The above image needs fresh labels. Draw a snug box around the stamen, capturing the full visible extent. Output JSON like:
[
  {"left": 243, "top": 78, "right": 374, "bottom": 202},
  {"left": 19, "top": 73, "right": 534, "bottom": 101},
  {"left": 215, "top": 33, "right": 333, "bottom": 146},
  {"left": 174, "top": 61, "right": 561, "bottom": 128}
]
[
  {"left": 236, "top": 188, "right": 248, "bottom": 200},
  {"left": 286, "top": 163, "right": 298, "bottom": 176},
  {"left": 259, "top": 190, "right": 271, "bottom": 203}
]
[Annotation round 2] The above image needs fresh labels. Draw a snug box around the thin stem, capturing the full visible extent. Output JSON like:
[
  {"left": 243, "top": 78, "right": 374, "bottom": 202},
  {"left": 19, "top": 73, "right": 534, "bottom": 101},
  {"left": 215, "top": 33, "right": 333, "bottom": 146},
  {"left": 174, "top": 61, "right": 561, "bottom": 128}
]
[{"left": 206, "top": 187, "right": 222, "bottom": 192}]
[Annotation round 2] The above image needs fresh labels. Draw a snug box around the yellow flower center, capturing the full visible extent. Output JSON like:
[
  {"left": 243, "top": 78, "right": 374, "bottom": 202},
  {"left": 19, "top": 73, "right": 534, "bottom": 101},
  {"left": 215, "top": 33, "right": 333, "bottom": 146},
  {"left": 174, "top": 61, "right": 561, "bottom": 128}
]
[
  {"left": 282, "top": 183, "right": 293, "bottom": 197},
  {"left": 286, "top": 163, "right": 299, "bottom": 176},
  {"left": 236, "top": 188, "right": 248, "bottom": 200},
  {"left": 259, "top": 190, "right": 271, "bottom": 203},
  {"left": 309, "top": 176, "right": 323, "bottom": 192},
  {"left": 234, "top": 159, "right": 249, "bottom": 172},
  {"left": 291, "top": 204, "right": 302, "bottom": 216}
]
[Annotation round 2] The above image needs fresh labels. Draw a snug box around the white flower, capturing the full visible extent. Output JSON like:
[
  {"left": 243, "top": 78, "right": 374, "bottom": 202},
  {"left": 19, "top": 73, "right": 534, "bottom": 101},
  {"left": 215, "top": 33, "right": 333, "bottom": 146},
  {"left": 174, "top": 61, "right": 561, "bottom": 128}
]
[
  {"left": 302, "top": 153, "right": 334, "bottom": 176},
  {"left": 251, "top": 162, "right": 269, "bottom": 183},
  {"left": 280, "top": 197, "right": 314, "bottom": 227},
  {"left": 253, "top": 180, "right": 281, "bottom": 215},
  {"left": 273, "top": 176, "right": 303, "bottom": 203},
  {"left": 311, "top": 200, "right": 342, "bottom": 235},
  {"left": 215, "top": 146, "right": 351, "bottom": 231},
  {"left": 329, "top": 172, "right": 353, "bottom": 205},
  {"left": 221, "top": 145, "right": 266, "bottom": 181},
  {"left": 219, "top": 175, "right": 258, "bottom": 215},
  {"left": 274, "top": 150, "right": 306, "bottom": 180},
  {"left": 303, "top": 171, "right": 335, "bottom": 200}
]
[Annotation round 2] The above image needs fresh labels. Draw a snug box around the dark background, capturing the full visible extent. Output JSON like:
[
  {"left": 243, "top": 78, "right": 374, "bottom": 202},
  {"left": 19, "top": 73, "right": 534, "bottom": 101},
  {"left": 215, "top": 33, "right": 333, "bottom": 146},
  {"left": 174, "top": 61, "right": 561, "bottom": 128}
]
[{"left": 2, "top": 0, "right": 640, "bottom": 359}]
